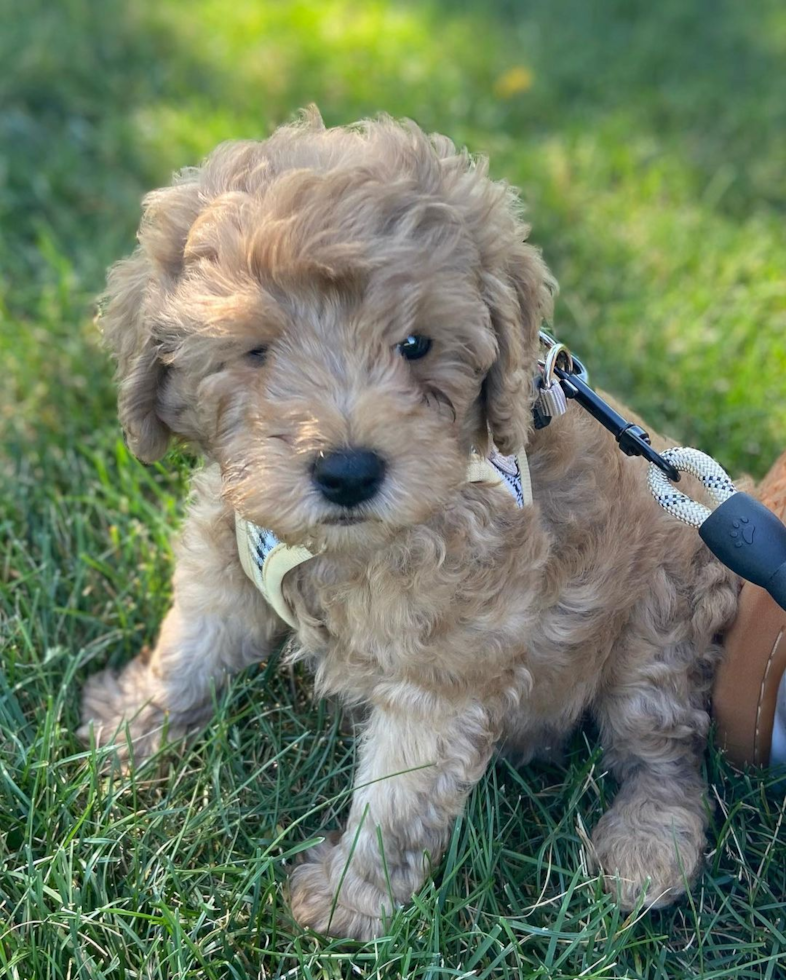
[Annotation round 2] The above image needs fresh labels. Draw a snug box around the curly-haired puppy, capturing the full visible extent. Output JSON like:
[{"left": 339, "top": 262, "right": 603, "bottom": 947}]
[{"left": 80, "top": 109, "right": 739, "bottom": 939}]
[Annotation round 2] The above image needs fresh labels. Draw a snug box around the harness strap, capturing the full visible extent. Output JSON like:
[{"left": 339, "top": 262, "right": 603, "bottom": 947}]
[
  {"left": 236, "top": 448, "right": 532, "bottom": 629},
  {"left": 235, "top": 520, "right": 313, "bottom": 629}
]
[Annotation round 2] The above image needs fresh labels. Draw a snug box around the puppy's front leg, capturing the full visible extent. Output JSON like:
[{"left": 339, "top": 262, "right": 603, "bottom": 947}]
[
  {"left": 289, "top": 694, "right": 496, "bottom": 940},
  {"left": 78, "top": 471, "right": 283, "bottom": 763}
]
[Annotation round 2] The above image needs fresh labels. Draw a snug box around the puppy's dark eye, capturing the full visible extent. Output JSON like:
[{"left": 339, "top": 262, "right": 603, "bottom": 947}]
[
  {"left": 395, "top": 335, "right": 431, "bottom": 361},
  {"left": 246, "top": 346, "right": 268, "bottom": 363}
]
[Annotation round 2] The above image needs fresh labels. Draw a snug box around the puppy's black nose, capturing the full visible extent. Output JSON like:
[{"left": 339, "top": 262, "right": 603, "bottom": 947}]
[{"left": 312, "top": 449, "right": 386, "bottom": 508}]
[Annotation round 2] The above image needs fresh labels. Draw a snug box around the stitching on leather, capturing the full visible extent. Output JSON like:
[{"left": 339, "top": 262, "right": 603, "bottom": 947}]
[{"left": 754, "top": 628, "right": 784, "bottom": 764}]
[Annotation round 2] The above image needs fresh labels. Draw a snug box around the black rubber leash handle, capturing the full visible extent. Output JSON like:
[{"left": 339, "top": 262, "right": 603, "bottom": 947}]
[{"left": 699, "top": 492, "right": 786, "bottom": 611}]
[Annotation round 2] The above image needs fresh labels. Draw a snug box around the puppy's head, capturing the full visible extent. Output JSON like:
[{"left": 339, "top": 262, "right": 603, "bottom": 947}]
[{"left": 102, "top": 109, "right": 554, "bottom": 551}]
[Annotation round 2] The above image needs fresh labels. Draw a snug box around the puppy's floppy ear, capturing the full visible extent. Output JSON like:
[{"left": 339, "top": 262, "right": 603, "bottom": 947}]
[
  {"left": 482, "top": 241, "right": 556, "bottom": 455},
  {"left": 100, "top": 178, "right": 201, "bottom": 463}
]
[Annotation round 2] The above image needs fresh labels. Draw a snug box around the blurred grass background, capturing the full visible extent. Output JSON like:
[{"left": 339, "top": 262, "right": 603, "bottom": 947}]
[{"left": 1, "top": 0, "right": 785, "bottom": 977}]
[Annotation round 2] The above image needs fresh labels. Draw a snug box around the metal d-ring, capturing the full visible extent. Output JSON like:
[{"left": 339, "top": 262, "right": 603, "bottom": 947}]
[{"left": 542, "top": 342, "right": 574, "bottom": 389}]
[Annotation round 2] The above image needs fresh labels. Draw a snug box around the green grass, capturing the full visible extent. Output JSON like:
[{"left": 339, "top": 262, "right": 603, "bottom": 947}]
[{"left": 2, "top": 0, "right": 785, "bottom": 976}]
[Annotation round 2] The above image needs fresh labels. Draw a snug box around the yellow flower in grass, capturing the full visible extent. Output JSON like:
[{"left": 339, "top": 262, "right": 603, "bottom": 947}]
[{"left": 494, "top": 65, "right": 534, "bottom": 98}]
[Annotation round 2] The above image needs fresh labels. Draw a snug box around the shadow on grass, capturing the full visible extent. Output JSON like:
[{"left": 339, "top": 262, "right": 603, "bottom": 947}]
[
  {"left": 427, "top": 0, "right": 786, "bottom": 217},
  {"left": 1, "top": 0, "right": 235, "bottom": 284},
  {"left": 1, "top": 0, "right": 234, "bottom": 451}
]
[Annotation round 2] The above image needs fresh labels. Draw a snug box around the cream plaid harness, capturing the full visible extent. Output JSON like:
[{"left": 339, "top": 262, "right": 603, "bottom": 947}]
[{"left": 235, "top": 448, "right": 532, "bottom": 629}]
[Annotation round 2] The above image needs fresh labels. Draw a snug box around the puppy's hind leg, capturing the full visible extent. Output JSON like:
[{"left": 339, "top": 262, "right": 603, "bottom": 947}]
[
  {"left": 78, "top": 469, "right": 284, "bottom": 764},
  {"left": 589, "top": 635, "right": 714, "bottom": 910}
]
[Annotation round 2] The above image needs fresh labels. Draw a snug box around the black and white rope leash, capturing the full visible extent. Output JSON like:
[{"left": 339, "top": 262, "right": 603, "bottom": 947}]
[
  {"left": 536, "top": 335, "right": 786, "bottom": 611},
  {"left": 647, "top": 447, "right": 786, "bottom": 611},
  {"left": 647, "top": 447, "right": 736, "bottom": 527}
]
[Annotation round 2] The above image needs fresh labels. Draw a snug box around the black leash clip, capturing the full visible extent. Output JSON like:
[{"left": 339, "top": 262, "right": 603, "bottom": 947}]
[
  {"left": 550, "top": 364, "right": 681, "bottom": 483},
  {"left": 536, "top": 331, "right": 679, "bottom": 482},
  {"left": 556, "top": 366, "right": 681, "bottom": 483}
]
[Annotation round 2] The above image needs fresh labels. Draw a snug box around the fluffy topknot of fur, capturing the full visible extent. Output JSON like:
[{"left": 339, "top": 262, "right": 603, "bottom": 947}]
[{"left": 101, "top": 108, "right": 554, "bottom": 462}]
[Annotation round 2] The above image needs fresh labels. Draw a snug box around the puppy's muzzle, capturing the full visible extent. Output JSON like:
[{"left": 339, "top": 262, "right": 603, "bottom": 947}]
[{"left": 312, "top": 448, "right": 386, "bottom": 508}]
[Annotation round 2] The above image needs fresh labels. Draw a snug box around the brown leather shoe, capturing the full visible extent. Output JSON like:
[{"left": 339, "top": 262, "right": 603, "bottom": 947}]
[{"left": 713, "top": 452, "right": 786, "bottom": 767}]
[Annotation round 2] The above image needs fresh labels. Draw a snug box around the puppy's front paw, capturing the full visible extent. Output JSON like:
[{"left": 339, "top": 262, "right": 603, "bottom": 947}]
[
  {"left": 288, "top": 838, "right": 395, "bottom": 940},
  {"left": 592, "top": 800, "right": 705, "bottom": 910},
  {"left": 77, "top": 662, "right": 168, "bottom": 765}
]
